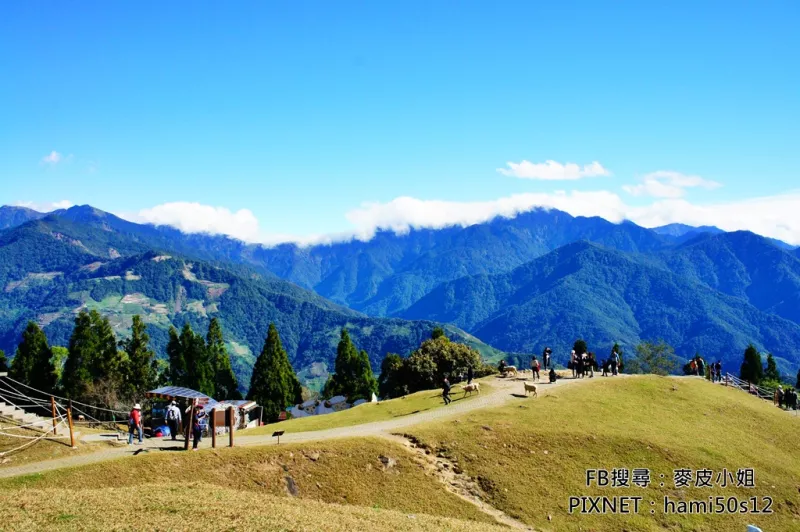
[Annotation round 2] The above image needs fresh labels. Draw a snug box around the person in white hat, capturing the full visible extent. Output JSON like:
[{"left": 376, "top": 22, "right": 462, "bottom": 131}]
[{"left": 128, "top": 403, "right": 143, "bottom": 445}]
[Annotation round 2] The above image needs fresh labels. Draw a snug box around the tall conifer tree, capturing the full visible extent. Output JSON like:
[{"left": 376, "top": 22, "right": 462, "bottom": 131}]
[
  {"left": 120, "top": 316, "right": 158, "bottom": 400},
  {"left": 323, "top": 328, "right": 377, "bottom": 401},
  {"left": 247, "top": 323, "right": 301, "bottom": 420},
  {"left": 180, "top": 323, "right": 215, "bottom": 396},
  {"left": 740, "top": 344, "right": 764, "bottom": 384},
  {"left": 9, "top": 321, "right": 56, "bottom": 393},
  {"left": 166, "top": 326, "right": 187, "bottom": 387},
  {"left": 0, "top": 350, "right": 8, "bottom": 373},
  {"left": 62, "top": 310, "right": 124, "bottom": 400},
  {"left": 206, "top": 318, "right": 240, "bottom": 399}
]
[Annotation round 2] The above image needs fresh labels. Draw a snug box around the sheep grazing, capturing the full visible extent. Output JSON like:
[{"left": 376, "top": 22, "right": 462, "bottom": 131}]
[
  {"left": 502, "top": 365, "right": 518, "bottom": 377},
  {"left": 523, "top": 382, "right": 538, "bottom": 397},
  {"left": 462, "top": 382, "right": 480, "bottom": 396}
]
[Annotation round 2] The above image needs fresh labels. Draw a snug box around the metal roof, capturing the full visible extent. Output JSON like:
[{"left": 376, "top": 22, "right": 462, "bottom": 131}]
[{"left": 146, "top": 386, "right": 212, "bottom": 401}]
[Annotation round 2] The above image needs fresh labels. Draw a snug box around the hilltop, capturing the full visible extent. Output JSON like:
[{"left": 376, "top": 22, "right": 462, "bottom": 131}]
[{"left": 1, "top": 376, "right": 797, "bottom": 531}]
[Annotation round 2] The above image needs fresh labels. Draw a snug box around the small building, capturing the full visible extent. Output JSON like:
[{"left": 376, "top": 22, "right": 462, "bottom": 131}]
[{"left": 145, "top": 386, "right": 260, "bottom": 434}]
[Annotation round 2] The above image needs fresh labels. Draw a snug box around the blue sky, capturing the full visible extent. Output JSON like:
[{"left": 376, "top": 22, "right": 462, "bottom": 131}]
[{"left": 1, "top": 2, "right": 799, "bottom": 243}]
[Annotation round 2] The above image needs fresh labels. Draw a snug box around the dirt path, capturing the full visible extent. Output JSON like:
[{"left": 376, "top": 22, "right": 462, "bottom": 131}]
[{"left": 0, "top": 372, "right": 595, "bottom": 479}]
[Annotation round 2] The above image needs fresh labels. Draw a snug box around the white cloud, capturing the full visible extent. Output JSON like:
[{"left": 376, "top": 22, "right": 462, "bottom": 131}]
[
  {"left": 497, "top": 160, "right": 611, "bottom": 180},
  {"left": 41, "top": 151, "right": 63, "bottom": 164},
  {"left": 127, "top": 202, "right": 261, "bottom": 242},
  {"left": 344, "top": 191, "right": 627, "bottom": 239},
  {"left": 343, "top": 190, "right": 800, "bottom": 245},
  {"left": 623, "top": 170, "right": 722, "bottom": 198},
  {"left": 13, "top": 200, "right": 74, "bottom": 212},
  {"left": 114, "top": 188, "right": 800, "bottom": 248}
]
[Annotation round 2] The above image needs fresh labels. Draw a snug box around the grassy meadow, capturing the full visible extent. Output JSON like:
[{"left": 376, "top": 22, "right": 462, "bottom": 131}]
[
  {"left": 406, "top": 376, "right": 800, "bottom": 531},
  {"left": 243, "top": 379, "right": 492, "bottom": 435},
  {"left": 0, "top": 437, "right": 495, "bottom": 528}
]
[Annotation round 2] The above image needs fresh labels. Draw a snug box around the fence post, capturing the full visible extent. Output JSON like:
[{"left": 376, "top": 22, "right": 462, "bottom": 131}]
[
  {"left": 228, "top": 406, "right": 234, "bottom": 447},
  {"left": 184, "top": 400, "right": 195, "bottom": 451},
  {"left": 67, "top": 399, "right": 76, "bottom": 448},
  {"left": 210, "top": 408, "right": 216, "bottom": 449},
  {"left": 50, "top": 396, "right": 58, "bottom": 436}
]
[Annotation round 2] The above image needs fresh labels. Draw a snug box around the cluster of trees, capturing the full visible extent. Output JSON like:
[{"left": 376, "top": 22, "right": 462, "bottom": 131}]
[
  {"left": 739, "top": 344, "right": 793, "bottom": 389},
  {"left": 322, "top": 329, "right": 378, "bottom": 402},
  {"left": 378, "top": 327, "right": 484, "bottom": 399},
  {"left": 6, "top": 312, "right": 242, "bottom": 409},
  {"left": 165, "top": 319, "right": 240, "bottom": 400}
]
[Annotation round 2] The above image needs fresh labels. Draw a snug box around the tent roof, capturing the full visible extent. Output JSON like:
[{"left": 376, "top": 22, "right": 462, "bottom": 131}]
[{"left": 146, "top": 386, "right": 211, "bottom": 401}]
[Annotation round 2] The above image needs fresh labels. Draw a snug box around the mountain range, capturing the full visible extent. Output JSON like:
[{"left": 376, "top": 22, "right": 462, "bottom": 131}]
[
  {"left": 0, "top": 211, "right": 498, "bottom": 392},
  {"left": 1, "top": 203, "right": 799, "bottom": 384}
]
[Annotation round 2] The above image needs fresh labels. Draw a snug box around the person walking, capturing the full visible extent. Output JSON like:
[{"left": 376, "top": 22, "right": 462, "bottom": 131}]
[
  {"left": 531, "top": 356, "right": 540, "bottom": 382},
  {"left": 128, "top": 403, "right": 143, "bottom": 445},
  {"left": 467, "top": 365, "right": 474, "bottom": 385},
  {"left": 587, "top": 352, "right": 596, "bottom": 378},
  {"left": 442, "top": 378, "right": 452, "bottom": 405},
  {"left": 165, "top": 401, "right": 181, "bottom": 441}
]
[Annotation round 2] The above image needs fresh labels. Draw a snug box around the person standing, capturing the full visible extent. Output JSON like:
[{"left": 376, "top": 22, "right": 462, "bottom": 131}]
[
  {"left": 588, "top": 352, "right": 596, "bottom": 378},
  {"left": 467, "top": 365, "right": 474, "bottom": 385},
  {"left": 542, "top": 347, "right": 551, "bottom": 370},
  {"left": 165, "top": 401, "right": 181, "bottom": 441},
  {"left": 611, "top": 350, "right": 619, "bottom": 376},
  {"left": 192, "top": 406, "right": 207, "bottom": 451},
  {"left": 570, "top": 350, "right": 577, "bottom": 378},
  {"left": 442, "top": 378, "right": 452, "bottom": 405},
  {"left": 128, "top": 403, "right": 143, "bottom": 445},
  {"left": 531, "top": 356, "right": 540, "bottom": 382}
]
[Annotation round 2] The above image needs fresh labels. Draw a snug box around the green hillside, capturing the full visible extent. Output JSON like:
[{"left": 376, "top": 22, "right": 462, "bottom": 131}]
[
  {"left": 404, "top": 376, "right": 800, "bottom": 531},
  {"left": 402, "top": 241, "right": 800, "bottom": 373},
  {"left": 0, "top": 222, "right": 500, "bottom": 392}
]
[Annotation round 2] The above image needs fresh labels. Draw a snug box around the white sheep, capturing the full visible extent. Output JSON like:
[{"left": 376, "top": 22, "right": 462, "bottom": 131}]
[{"left": 462, "top": 382, "right": 480, "bottom": 396}]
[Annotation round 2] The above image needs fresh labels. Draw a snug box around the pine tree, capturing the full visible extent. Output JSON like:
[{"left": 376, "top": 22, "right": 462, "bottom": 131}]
[
  {"left": 62, "top": 310, "right": 124, "bottom": 401},
  {"left": 180, "top": 323, "right": 215, "bottom": 396},
  {"left": 353, "top": 349, "right": 378, "bottom": 401},
  {"left": 9, "top": 322, "right": 56, "bottom": 393},
  {"left": 206, "top": 318, "right": 241, "bottom": 400},
  {"left": 247, "top": 323, "right": 302, "bottom": 421},
  {"left": 323, "top": 328, "right": 377, "bottom": 401},
  {"left": 740, "top": 344, "right": 764, "bottom": 384},
  {"left": 166, "top": 326, "right": 187, "bottom": 387},
  {"left": 763, "top": 353, "right": 781, "bottom": 383},
  {"left": 0, "top": 349, "right": 8, "bottom": 373},
  {"left": 120, "top": 316, "right": 158, "bottom": 400}
]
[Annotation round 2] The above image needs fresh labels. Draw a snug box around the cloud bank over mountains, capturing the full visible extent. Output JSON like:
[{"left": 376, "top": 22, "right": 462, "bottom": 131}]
[
  {"left": 118, "top": 188, "right": 800, "bottom": 247},
  {"left": 12, "top": 159, "right": 799, "bottom": 246}
]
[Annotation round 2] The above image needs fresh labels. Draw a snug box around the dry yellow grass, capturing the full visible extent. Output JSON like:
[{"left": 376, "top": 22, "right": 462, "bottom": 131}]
[
  {"left": 0, "top": 437, "right": 495, "bottom": 525},
  {"left": 0, "top": 484, "right": 508, "bottom": 531},
  {"left": 406, "top": 376, "right": 800, "bottom": 531}
]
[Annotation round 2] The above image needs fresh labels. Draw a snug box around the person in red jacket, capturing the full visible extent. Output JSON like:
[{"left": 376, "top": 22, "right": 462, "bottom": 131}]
[{"left": 128, "top": 403, "right": 143, "bottom": 445}]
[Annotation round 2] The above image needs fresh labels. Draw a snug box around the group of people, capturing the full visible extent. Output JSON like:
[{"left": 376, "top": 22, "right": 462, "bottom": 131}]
[
  {"left": 127, "top": 400, "right": 208, "bottom": 450},
  {"left": 775, "top": 386, "right": 798, "bottom": 410},
  {"left": 687, "top": 355, "right": 723, "bottom": 381}
]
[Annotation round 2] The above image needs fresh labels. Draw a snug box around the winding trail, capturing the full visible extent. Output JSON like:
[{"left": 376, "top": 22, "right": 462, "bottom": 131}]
[{"left": 0, "top": 372, "right": 593, "bottom": 480}]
